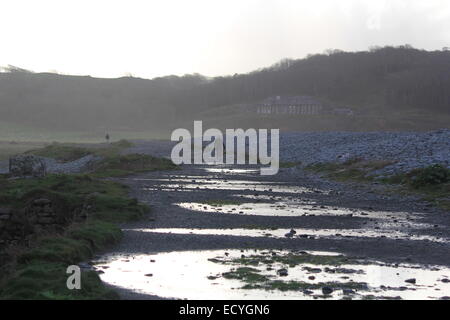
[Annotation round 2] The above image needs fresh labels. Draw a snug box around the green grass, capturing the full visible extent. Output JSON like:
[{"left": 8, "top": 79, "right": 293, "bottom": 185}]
[
  {"left": 308, "top": 160, "right": 450, "bottom": 211},
  {"left": 21, "top": 140, "right": 178, "bottom": 177},
  {"left": 25, "top": 139, "right": 135, "bottom": 163},
  {"left": 0, "top": 174, "right": 148, "bottom": 300},
  {"left": 380, "top": 165, "right": 450, "bottom": 211},
  {"left": 26, "top": 144, "right": 92, "bottom": 162},
  {"left": 280, "top": 161, "right": 301, "bottom": 169},
  {"left": 242, "top": 280, "right": 368, "bottom": 292},
  {"left": 306, "top": 158, "right": 395, "bottom": 182},
  {"left": 210, "top": 252, "right": 361, "bottom": 268},
  {"left": 91, "top": 153, "right": 178, "bottom": 178},
  {"left": 230, "top": 253, "right": 357, "bottom": 267},
  {"left": 0, "top": 121, "right": 170, "bottom": 143},
  {"left": 212, "top": 253, "right": 368, "bottom": 293},
  {"left": 222, "top": 267, "right": 268, "bottom": 283}
]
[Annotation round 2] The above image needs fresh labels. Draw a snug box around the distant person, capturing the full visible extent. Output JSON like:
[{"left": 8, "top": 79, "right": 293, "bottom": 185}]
[{"left": 105, "top": 133, "right": 110, "bottom": 144}]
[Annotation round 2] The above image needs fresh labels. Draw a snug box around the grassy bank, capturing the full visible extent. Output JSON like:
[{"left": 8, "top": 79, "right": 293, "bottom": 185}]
[
  {"left": 307, "top": 160, "right": 450, "bottom": 210},
  {"left": 0, "top": 174, "right": 148, "bottom": 300},
  {"left": 24, "top": 140, "right": 178, "bottom": 177}
]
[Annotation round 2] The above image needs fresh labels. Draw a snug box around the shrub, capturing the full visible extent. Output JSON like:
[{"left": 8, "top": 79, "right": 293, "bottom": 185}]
[{"left": 410, "top": 164, "right": 450, "bottom": 188}]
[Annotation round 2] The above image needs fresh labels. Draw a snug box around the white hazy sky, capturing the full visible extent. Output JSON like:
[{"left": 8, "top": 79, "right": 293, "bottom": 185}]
[{"left": 1, "top": 0, "right": 449, "bottom": 79}]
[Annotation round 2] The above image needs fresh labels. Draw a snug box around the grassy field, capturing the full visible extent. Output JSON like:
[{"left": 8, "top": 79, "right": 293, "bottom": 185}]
[
  {"left": 1, "top": 140, "right": 177, "bottom": 178},
  {"left": 0, "top": 141, "right": 47, "bottom": 161},
  {"left": 0, "top": 121, "right": 171, "bottom": 143}
]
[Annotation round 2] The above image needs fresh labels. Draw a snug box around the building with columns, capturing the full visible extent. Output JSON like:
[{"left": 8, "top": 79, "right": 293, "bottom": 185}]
[{"left": 256, "top": 96, "right": 323, "bottom": 115}]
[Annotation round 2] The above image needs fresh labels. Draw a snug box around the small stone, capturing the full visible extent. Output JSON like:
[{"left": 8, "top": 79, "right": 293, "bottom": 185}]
[
  {"left": 284, "top": 232, "right": 294, "bottom": 238},
  {"left": 0, "top": 208, "right": 11, "bottom": 215},
  {"left": 33, "top": 198, "right": 52, "bottom": 205},
  {"left": 343, "top": 289, "right": 355, "bottom": 295},
  {"left": 277, "top": 268, "right": 288, "bottom": 277},
  {"left": 145, "top": 274, "right": 153, "bottom": 277},
  {"left": 405, "top": 278, "right": 416, "bottom": 284},
  {"left": 322, "top": 287, "right": 333, "bottom": 295}
]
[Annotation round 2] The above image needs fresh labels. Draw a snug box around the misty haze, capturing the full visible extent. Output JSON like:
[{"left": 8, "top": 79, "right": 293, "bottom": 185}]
[{"left": 0, "top": 0, "right": 449, "bottom": 306}]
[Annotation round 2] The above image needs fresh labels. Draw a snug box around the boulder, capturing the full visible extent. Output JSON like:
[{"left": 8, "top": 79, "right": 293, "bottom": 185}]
[{"left": 9, "top": 155, "right": 47, "bottom": 177}]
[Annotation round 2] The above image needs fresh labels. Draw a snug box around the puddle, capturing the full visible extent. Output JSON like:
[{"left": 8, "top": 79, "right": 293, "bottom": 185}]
[
  {"left": 136, "top": 177, "right": 318, "bottom": 194},
  {"left": 94, "top": 249, "right": 450, "bottom": 300},
  {"left": 175, "top": 201, "right": 420, "bottom": 221},
  {"left": 204, "top": 168, "right": 260, "bottom": 175},
  {"left": 125, "top": 228, "right": 449, "bottom": 244}
]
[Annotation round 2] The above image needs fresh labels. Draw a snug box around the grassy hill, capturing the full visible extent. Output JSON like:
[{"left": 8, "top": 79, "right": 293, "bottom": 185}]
[{"left": 1, "top": 46, "right": 449, "bottom": 134}]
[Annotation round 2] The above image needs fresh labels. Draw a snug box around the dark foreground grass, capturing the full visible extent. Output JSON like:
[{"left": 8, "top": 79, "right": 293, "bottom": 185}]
[{"left": 0, "top": 174, "right": 148, "bottom": 299}]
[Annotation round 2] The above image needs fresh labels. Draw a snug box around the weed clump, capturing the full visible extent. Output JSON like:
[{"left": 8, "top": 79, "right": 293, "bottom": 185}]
[{"left": 409, "top": 164, "right": 450, "bottom": 188}]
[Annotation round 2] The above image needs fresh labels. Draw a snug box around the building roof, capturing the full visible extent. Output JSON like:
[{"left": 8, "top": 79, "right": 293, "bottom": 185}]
[{"left": 261, "top": 95, "right": 322, "bottom": 106}]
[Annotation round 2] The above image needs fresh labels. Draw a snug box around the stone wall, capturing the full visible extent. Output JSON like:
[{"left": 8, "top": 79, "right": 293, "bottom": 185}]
[
  {"left": 0, "top": 197, "right": 90, "bottom": 246},
  {"left": 9, "top": 155, "right": 47, "bottom": 177}
]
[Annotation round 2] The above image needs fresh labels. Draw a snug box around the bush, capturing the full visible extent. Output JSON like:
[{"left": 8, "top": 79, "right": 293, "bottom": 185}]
[{"left": 410, "top": 164, "right": 450, "bottom": 188}]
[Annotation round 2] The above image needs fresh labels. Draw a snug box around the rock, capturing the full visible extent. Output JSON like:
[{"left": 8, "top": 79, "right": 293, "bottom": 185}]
[
  {"left": 405, "top": 278, "right": 416, "bottom": 284},
  {"left": 277, "top": 268, "right": 288, "bottom": 277},
  {"left": 9, "top": 155, "right": 47, "bottom": 177},
  {"left": 37, "top": 217, "right": 55, "bottom": 225},
  {"left": 342, "top": 289, "right": 355, "bottom": 295},
  {"left": 321, "top": 287, "right": 333, "bottom": 295},
  {"left": 303, "top": 290, "right": 314, "bottom": 295},
  {"left": 284, "top": 231, "right": 294, "bottom": 238},
  {"left": 0, "top": 208, "right": 11, "bottom": 215},
  {"left": 441, "top": 279, "right": 450, "bottom": 283},
  {"left": 145, "top": 274, "right": 153, "bottom": 277},
  {"left": 0, "top": 213, "right": 10, "bottom": 220},
  {"left": 33, "top": 198, "right": 52, "bottom": 206}
]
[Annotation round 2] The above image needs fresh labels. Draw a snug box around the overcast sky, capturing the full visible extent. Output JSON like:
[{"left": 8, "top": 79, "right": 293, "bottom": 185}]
[{"left": 1, "top": 0, "right": 449, "bottom": 79}]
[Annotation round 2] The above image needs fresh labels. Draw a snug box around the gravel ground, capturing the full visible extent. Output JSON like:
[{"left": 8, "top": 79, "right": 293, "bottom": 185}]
[
  {"left": 96, "top": 163, "right": 450, "bottom": 299},
  {"left": 279, "top": 129, "right": 450, "bottom": 175},
  {"left": 2, "top": 129, "right": 448, "bottom": 176}
]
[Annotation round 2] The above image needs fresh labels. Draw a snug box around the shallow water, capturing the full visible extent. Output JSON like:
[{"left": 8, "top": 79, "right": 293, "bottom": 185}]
[
  {"left": 137, "top": 176, "right": 320, "bottom": 194},
  {"left": 175, "top": 201, "right": 421, "bottom": 221},
  {"left": 204, "top": 168, "right": 260, "bottom": 175},
  {"left": 125, "top": 227, "right": 449, "bottom": 244},
  {"left": 94, "top": 249, "right": 450, "bottom": 300}
]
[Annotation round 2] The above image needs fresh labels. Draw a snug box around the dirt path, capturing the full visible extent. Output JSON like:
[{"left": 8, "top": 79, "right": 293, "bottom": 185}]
[{"left": 94, "top": 164, "right": 450, "bottom": 300}]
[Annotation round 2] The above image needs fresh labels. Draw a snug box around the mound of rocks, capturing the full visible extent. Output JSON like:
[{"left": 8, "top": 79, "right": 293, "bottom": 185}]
[
  {"left": 0, "top": 196, "right": 91, "bottom": 246},
  {"left": 279, "top": 129, "right": 450, "bottom": 175},
  {"left": 9, "top": 155, "right": 47, "bottom": 177},
  {"left": 0, "top": 154, "right": 100, "bottom": 175}
]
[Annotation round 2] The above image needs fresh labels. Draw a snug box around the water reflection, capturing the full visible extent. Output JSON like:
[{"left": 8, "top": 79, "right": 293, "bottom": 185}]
[
  {"left": 124, "top": 228, "right": 448, "bottom": 244},
  {"left": 94, "top": 249, "right": 450, "bottom": 300}
]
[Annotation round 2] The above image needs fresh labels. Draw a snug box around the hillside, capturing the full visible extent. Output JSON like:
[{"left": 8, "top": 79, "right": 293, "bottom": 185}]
[{"left": 1, "top": 45, "right": 449, "bottom": 134}]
